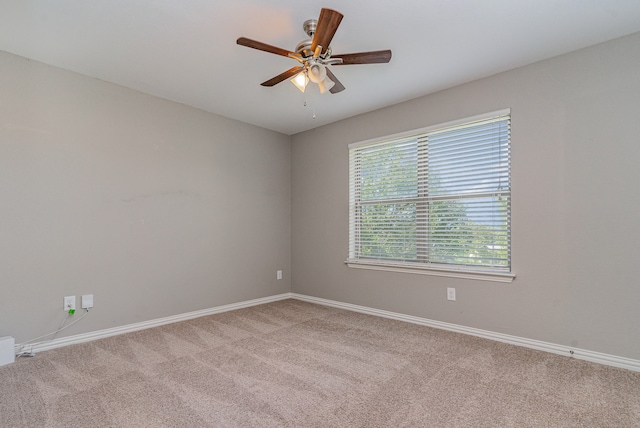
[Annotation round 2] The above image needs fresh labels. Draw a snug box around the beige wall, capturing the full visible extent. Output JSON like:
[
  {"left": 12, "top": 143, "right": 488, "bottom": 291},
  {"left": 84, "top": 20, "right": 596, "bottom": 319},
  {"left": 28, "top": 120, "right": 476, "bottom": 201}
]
[
  {"left": 291, "top": 32, "right": 640, "bottom": 360},
  {"left": 0, "top": 51, "right": 291, "bottom": 343},
  {"left": 3, "top": 31, "right": 639, "bottom": 361}
]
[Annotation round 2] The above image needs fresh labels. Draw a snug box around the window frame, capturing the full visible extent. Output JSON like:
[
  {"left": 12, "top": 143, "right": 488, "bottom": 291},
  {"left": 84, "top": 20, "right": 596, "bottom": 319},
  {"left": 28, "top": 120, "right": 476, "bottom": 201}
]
[{"left": 346, "top": 109, "right": 515, "bottom": 283}]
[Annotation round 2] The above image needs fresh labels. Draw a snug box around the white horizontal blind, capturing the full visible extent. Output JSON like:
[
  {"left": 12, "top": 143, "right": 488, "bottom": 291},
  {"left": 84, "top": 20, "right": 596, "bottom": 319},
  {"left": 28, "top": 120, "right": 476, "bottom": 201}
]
[{"left": 349, "top": 113, "right": 511, "bottom": 271}]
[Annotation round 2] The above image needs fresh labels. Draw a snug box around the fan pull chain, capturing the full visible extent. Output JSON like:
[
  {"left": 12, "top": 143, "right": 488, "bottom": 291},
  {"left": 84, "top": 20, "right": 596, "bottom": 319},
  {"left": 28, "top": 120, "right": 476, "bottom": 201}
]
[{"left": 302, "top": 93, "right": 316, "bottom": 119}]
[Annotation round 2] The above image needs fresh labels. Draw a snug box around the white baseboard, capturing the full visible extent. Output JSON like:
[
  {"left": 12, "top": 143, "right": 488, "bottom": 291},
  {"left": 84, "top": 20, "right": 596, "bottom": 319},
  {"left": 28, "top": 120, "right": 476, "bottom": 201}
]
[
  {"left": 15, "top": 293, "right": 292, "bottom": 356},
  {"left": 290, "top": 293, "right": 640, "bottom": 373},
  {"left": 13, "top": 292, "right": 640, "bottom": 373}
]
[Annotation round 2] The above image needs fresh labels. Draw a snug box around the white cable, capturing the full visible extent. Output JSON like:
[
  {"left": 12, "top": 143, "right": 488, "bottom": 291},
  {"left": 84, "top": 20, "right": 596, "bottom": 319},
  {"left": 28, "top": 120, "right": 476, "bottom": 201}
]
[
  {"left": 16, "top": 309, "right": 91, "bottom": 349},
  {"left": 51, "top": 312, "right": 72, "bottom": 341}
]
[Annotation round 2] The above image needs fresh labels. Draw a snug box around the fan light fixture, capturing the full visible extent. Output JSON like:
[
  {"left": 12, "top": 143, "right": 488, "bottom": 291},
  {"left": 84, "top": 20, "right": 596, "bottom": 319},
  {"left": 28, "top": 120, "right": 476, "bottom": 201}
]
[{"left": 290, "top": 62, "right": 335, "bottom": 94}]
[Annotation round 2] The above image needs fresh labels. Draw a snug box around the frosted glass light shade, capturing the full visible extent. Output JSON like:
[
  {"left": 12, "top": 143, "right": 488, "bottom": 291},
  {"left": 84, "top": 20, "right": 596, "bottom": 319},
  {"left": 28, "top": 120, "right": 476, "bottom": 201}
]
[
  {"left": 318, "top": 75, "right": 335, "bottom": 94},
  {"left": 308, "top": 63, "right": 327, "bottom": 83},
  {"left": 291, "top": 72, "right": 309, "bottom": 93}
]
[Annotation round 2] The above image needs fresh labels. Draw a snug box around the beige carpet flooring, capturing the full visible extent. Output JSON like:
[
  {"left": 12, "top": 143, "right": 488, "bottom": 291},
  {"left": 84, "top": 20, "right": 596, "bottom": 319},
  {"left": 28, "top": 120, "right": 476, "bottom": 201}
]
[{"left": 1, "top": 299, "right": 639, "bottom": 427}]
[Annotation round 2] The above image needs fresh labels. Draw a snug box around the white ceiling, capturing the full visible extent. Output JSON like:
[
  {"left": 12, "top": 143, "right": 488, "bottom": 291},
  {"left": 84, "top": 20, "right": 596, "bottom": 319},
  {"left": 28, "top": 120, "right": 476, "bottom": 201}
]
[{"left": 2, "top": 1, "right": 640, "bottom": 135}]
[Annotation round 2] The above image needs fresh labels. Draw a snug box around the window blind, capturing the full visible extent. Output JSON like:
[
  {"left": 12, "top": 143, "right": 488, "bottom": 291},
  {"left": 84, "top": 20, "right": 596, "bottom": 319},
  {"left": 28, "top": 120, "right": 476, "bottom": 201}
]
[{"left": 348, "top": 112, "right": 511, "bottom": 272}]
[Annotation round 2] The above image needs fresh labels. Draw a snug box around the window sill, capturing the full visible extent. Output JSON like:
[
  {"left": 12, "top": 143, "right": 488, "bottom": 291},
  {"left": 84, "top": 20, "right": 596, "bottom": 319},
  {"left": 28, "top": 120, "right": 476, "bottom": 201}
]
[{"left": 345, "top": 259, "right": 515, "bottom": 283}]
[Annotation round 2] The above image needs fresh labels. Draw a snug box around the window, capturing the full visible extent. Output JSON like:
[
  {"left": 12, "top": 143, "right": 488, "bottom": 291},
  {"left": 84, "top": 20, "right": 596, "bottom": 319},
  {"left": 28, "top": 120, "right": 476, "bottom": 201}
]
[{"left": 347, "top": 110, "right": 514, "bottom": 282}]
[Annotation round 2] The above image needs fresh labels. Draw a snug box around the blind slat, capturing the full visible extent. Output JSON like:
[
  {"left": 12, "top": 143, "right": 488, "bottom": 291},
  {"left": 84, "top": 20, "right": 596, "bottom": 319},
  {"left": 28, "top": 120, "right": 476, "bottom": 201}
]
[{"left": 349, "top": 113, "right": 511, "bottom": 269}]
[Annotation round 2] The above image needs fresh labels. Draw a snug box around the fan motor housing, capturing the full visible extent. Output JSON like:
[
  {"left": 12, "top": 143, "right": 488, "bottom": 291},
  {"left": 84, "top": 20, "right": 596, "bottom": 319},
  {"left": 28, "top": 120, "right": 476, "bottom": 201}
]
[
  {"left": 295, "top": 39, "right": 313, "bottom": 58},
  {"left": 297, "top": 19, "right": 333, "bottom": 59}
]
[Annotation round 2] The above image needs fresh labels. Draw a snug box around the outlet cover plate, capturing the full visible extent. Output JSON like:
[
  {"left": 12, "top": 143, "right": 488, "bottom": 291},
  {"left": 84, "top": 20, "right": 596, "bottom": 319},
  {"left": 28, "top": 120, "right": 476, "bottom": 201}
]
[
  {"left": 82, "top": 294, "right": 94, "bottom": 309},
  {"left": 64, "top": 296, "right": 76, "bottom": 311},
  {"left": 447, "top": 288, "right": 456, "bottom": 301}
]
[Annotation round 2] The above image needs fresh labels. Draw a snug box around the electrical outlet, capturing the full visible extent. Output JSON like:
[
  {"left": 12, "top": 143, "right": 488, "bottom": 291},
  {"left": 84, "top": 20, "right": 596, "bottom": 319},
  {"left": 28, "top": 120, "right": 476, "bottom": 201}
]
[
  {"left": 277, "top": 270, "right": 283, "bottom": 280},
  {"left": 447, "top": 288, "right": 456, "bottom": 301},
  {"left": 82, "top": 294, "right": 94, "bottom": 309},
  {"left": 64, "top": 296, "right": 76, "bottom": 311}
]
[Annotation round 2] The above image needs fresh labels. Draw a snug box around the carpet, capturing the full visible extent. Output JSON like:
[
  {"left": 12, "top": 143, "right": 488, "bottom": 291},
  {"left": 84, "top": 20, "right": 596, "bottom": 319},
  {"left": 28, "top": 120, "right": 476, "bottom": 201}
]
[{"left": 1, "top": 299, "right": 638, "bottom": 427}]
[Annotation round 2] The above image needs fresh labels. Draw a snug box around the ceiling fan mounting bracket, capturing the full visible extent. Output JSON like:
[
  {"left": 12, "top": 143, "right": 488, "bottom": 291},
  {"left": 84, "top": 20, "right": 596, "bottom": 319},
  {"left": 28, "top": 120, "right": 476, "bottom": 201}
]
[{"left": 303, "top": 19, "right": 317, "bottom": 38}]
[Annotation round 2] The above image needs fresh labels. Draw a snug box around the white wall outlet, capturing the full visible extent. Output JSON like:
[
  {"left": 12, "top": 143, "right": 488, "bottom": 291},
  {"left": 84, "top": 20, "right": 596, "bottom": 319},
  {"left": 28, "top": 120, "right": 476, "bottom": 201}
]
[
  {"left": 277, "top": 270, "right": 283, "bottom": 280},
  {"left": 64, "top": 296, "right": 76, "bottom": 311},
  {"left": 81, "top": 294, "right": 94, "bottom": 309},
  {"left": 447, "top": 287, "right": 456, "bottom": 301}
]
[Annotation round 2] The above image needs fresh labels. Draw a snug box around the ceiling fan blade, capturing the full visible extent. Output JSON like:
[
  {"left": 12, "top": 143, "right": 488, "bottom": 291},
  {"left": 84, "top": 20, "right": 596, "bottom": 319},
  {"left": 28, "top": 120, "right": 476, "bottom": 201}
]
[
  {"left": 332, "top": 50, "right": 392, "bottom": 65},
  {"left": 325, "top": 68, "right": 345, "bottom": 94},
  {"left": 311, "top": 8, "right": 344, "bottom": 55},
  {"left": 237, "top": 37, "right": 296, "bottom": 58},
  {"left": 260, "top": 66, "right": 305, "bottom": 87}
]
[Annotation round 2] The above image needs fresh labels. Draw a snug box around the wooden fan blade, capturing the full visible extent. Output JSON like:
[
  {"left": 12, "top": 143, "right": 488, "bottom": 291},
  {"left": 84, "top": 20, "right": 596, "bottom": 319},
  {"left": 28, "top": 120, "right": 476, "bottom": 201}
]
[
  {"left": 311, "top": 8, "right": 344, "bottom": 55},
  {"left": 332, "top": 50, "right": 392, "bottom": 65},
  {"left": 325, "top": 68, "right": 345, "bottom": 94},
  {"left": 237, "top": 37, "right": 295, "bottom": 58},
  {"left": 260, "top": 66, "right": 305, "bottom": 87}
]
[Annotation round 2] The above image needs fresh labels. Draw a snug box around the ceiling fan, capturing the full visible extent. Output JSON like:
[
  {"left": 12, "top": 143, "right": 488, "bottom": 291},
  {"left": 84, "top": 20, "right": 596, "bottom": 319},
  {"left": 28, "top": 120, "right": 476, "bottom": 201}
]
[{"left": 237, "top": 8, "right": 392, "bottom": 94}]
